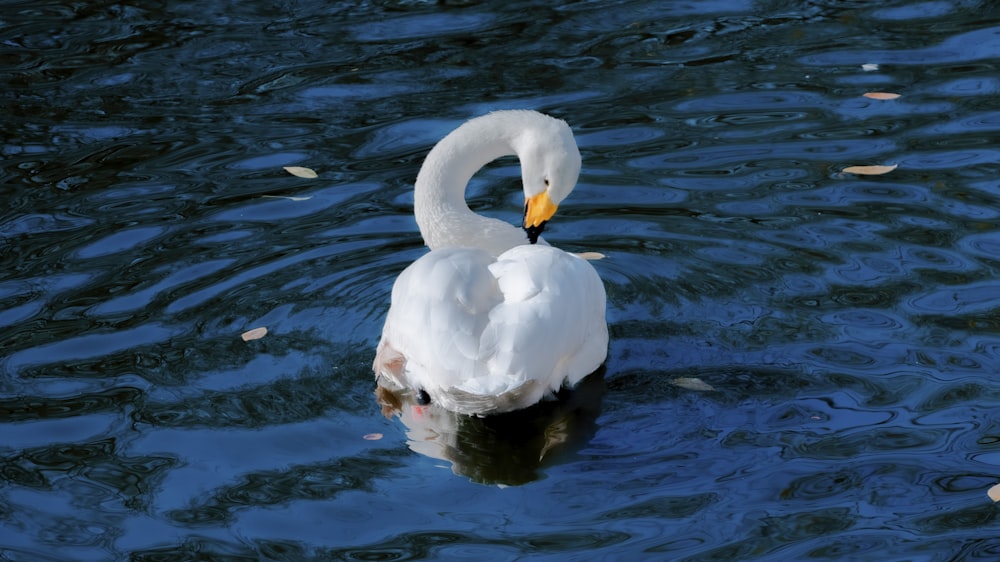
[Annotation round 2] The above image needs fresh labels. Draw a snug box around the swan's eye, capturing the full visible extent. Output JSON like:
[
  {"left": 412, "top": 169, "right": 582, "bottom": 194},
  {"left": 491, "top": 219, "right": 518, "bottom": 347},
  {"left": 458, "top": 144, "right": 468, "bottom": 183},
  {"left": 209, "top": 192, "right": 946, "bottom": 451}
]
[{"left": 544, "top": 178, "right": 550, "bottom": 188}]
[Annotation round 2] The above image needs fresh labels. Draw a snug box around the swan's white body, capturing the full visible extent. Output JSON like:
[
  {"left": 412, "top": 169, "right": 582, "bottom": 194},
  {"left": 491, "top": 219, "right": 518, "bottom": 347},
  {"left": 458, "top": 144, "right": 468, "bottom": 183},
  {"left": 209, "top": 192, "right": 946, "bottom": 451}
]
[{"left": 373, "top": 110, "right": 608, "bottom": 416}]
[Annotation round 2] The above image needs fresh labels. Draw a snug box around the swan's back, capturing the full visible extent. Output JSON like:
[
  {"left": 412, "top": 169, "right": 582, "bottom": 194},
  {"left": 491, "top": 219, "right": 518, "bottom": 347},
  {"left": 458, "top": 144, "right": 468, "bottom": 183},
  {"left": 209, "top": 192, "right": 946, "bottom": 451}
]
[{"left": 374, "top": 245, "right": 607, "bottom": 415}]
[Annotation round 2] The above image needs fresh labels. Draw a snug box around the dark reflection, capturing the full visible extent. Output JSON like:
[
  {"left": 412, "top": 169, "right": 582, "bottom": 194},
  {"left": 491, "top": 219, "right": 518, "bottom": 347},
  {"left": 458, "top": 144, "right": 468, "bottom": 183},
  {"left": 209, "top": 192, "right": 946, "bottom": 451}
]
[
  {"left": 375, "top": 369, "right": 605, "bottom": 486},
  {"left": 165, "top": 449, "right": 408, "bottom": 526},
  {"left": 673, "top": 507, "right": 857, "bottom": 562},
  {"left": 0, "top": 386, "right": 142, "bottom": 422},
  {"left": 133, "top": 528, "right": 633, "bottom": 561},
  {"left": 913, "top": 501, "right": 998, "bottom": 533},
  {"left": 131, "top": 536, "right": 263, "bottom": 562},
  {"left": 134, "top": 369, "right": 371, "bottom": 429},
  {"left": 0, "top": 437, "right": 176, "bottom": 510},
  {"left": 332, "top": 528, "right": 631, "bottom": 560}
]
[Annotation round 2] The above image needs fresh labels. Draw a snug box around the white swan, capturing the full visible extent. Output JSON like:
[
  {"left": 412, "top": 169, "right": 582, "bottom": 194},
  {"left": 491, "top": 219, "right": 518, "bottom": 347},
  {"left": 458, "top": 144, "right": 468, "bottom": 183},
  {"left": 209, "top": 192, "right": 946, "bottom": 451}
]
[{"left": 373, "top": 110, "right": 608, "bottom": 416}]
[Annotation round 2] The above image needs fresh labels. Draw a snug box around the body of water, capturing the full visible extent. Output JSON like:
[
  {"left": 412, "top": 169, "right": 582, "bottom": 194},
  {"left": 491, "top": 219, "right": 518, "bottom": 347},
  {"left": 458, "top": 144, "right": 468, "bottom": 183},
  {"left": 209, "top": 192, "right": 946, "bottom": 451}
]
[{"left": 3, "top": 0, "right": 1000, "bottom": 559}]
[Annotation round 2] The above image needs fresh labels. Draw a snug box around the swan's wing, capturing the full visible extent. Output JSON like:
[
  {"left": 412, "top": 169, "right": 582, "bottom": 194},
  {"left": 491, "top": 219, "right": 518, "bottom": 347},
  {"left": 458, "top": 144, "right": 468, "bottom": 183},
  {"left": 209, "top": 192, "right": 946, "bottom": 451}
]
[
  {"left": 375, "top": 247, "right": 502, "bottom": 392},
  {"left": 472, "top": 244, "right": 608, "bottom": 396}
]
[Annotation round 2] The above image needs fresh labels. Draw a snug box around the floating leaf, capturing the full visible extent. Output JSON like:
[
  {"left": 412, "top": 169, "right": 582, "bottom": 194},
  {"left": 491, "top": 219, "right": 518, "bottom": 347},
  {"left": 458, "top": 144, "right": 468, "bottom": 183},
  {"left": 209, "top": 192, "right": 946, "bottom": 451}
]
[
  {"left": 283, "top": 166, "right": 318, "bottom": 179},
  {"left": 672, "top": 377, "right": 715, "bottom": 392},
  {"left": 863, "top": 92, "right": 901, "bottom": 100},
  {"left": 842, "top": 164, "right": 898, "bottom": 176},
  {"left": 575, "top": 252, "right": 606, "bottom": 260},
  {"left": 989, "top": 483, "right": 1000, "bottom": 502},
  {"left": 261, "top": 195, "right": 313, "bottom": 202},
  {"left": 241, "top": 327, "right": 268, "bottom": 341},
  {"left": 861, "top": 63, "right": 879, "bottom": 72},
  {"left": 363, "top": 433, "right": 383, "bottom": 441}
]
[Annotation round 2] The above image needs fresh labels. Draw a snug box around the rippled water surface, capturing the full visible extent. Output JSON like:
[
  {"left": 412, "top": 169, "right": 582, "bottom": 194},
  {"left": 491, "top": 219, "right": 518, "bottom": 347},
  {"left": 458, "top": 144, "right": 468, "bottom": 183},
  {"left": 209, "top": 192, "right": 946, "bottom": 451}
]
[{"left": 4, "top": 0, "right": 1000, "bottom": 559}]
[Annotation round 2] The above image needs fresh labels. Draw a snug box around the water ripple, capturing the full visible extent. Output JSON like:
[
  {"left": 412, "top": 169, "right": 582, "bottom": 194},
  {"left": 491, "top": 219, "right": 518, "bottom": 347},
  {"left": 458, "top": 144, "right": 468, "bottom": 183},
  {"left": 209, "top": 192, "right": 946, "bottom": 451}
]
[
  {"left": 958, "top": 231, "right": 1000, "bottom": 261},
  {"left": 4, "top": 1, "right": 1000, "bottom": 560},
  {"left": 799, "top": 25, "right": 1000, "bottom": 66},
  {"left": 630, "top": 138, "right": 898, "bottom": 172},
  {"left": 904, "top": 281, "right": 1000, "bottom": 315},
  {"left": 4, "top": 323, "right": 182, "bottom": 378}
]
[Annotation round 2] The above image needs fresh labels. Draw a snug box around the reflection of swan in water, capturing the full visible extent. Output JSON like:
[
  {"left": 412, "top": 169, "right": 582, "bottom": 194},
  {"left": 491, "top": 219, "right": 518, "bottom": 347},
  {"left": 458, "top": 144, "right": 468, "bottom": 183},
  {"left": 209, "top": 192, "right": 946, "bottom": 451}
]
[
  {"left": 373, "top": 110, "right": 608, "bottom": 416},
  {"left": 376, "top": 368, "right": 605, "bottom": 486}
]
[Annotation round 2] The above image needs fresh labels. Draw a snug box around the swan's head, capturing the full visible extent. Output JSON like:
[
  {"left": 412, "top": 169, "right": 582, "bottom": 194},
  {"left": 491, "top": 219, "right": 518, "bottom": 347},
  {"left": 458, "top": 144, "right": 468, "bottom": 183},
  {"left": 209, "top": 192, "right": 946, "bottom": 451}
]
[{"left": 516, "top": 114, "right": 582, "bottom": 244}]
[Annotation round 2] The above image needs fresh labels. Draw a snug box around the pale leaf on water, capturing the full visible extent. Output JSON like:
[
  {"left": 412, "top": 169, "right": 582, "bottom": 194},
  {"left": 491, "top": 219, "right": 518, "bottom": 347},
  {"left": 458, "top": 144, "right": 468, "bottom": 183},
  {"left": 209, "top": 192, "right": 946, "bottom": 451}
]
[
  {"left": 241, "top": 327, "right": 268, "bottom": 341},
  {"left": 863, "top": 92, "right": 901, "bottom": 100},
  {"left": 861, "top": 63, "right": 879, "bottom": 71},
  {"left": 672, "top": 377, "right": 715, "bottom": 392},
  {"left": 363, "top": 433, "right": 383, "bottom": 441},
  {"left": 989, "top": 483, "right": 1000, "bottom": 502},
  {"left": 261, "top": 195, "right": 313, "bottom": 201},
  {"left": 842, "top": 164, "right": 898, "bottom": 176},
  {"left": 575, "top": 252, "right": 606, "bottom": 260},
  {"left": 283, "top": 166, "right": 318, "bottom": 179}
]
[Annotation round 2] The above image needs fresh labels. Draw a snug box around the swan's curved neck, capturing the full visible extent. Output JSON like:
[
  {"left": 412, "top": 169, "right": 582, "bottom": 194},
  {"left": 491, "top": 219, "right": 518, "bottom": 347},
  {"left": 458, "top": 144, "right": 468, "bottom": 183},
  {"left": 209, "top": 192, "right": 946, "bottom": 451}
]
[{"left": 414, "top": 115, "right": 525, "bottom": 255}]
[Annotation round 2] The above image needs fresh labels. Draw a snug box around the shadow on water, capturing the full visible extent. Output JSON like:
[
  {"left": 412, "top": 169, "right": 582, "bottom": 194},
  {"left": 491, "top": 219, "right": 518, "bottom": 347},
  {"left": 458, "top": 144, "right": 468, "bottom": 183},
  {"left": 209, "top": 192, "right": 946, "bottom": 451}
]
[{"left": 375, "top": 368, "right": 606, "bottom": 486}]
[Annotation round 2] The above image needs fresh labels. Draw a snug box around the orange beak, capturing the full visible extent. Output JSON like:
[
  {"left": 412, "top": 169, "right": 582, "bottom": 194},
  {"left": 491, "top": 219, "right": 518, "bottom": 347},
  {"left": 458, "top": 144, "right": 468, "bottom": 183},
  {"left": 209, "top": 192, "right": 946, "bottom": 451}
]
[{"left": 524, "top": 191, "right": 558, "bottom": 229}]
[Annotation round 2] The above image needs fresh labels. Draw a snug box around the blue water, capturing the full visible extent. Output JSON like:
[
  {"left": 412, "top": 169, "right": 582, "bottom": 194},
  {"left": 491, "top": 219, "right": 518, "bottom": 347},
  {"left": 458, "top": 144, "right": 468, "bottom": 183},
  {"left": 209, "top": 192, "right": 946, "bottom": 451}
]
[{"left": 3, "top": 0, "right": 1000, "bottom": 559}]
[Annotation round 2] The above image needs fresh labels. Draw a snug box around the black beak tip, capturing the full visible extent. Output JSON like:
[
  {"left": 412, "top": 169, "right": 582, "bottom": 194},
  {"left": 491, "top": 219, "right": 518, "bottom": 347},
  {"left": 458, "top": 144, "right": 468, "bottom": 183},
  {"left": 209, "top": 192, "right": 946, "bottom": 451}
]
[{"left": 524, "top": 221, "right": 547, "bottom": 244}]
